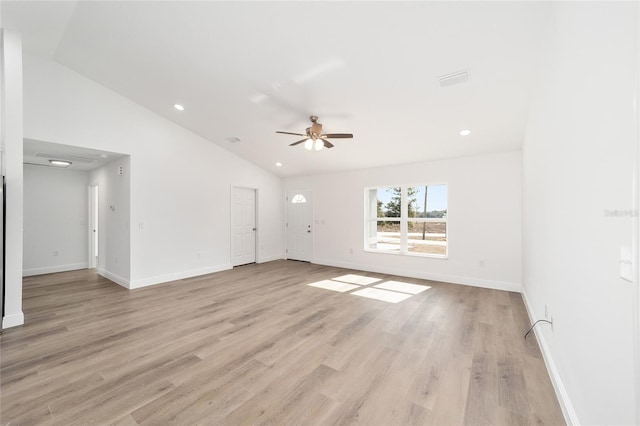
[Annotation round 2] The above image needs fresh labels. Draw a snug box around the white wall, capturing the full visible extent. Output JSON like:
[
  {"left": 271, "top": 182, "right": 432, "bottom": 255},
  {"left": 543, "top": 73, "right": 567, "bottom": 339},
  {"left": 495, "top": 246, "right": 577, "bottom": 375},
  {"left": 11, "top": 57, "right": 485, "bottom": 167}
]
[
  {"left": 23, "top": 164, "right": 89, "bottom": 276},
  {"left": 284, "top": 151, "right": 522, "bottom": 291},
  {"left": 22, "top": 53, "right": 283, "bottom": 289},
  {"left": 522, "top": 2, "right": 637, "bottom": 424},
  {"left": 1, "top": 30, "right": 24, "bottom": 328},
  {"left": 89, "top": 157, "right": 131, "bottom": 286}
]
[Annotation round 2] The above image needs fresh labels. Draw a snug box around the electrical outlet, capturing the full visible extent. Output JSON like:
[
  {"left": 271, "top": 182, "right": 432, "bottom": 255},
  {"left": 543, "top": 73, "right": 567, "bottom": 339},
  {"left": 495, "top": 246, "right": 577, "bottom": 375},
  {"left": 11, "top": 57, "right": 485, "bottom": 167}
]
[{"left": 53, "top": 250, "right": 59, "bottom": 257}]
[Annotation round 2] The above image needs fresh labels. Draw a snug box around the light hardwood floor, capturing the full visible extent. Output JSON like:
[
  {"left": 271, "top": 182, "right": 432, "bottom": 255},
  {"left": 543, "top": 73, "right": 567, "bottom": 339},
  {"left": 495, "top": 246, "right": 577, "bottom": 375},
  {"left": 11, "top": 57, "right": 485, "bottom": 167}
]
[{"left": 1, "top": 260, "right": 565, "bottom": 425}]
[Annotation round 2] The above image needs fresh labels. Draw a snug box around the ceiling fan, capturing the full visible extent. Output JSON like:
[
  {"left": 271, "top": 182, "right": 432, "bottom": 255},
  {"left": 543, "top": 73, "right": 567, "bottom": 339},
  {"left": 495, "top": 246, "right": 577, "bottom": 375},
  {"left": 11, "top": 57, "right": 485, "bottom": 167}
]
[{"left": 276, "top": 116, "right": 353, "bottom": 151}]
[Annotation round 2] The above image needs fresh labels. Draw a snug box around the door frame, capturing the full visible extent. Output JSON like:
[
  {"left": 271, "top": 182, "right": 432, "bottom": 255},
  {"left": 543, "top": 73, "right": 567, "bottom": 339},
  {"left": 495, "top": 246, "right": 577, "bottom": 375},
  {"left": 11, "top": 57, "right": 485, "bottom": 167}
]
[
  {"left": 633, "top": 3, "right": 640, "bottom": 420},
  {"left": 230, "top": 185, "right": 259, "bottom": 266},
  {"left": 286, "top": 189, "right": 313, "bottom": 262}
]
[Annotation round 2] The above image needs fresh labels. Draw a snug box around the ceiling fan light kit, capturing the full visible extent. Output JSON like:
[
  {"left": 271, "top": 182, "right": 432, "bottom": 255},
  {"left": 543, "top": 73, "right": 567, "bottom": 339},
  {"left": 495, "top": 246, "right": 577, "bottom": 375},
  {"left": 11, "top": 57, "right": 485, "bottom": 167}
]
[{"left": 276, "top": 115, "right": 353, "bottom": 151}]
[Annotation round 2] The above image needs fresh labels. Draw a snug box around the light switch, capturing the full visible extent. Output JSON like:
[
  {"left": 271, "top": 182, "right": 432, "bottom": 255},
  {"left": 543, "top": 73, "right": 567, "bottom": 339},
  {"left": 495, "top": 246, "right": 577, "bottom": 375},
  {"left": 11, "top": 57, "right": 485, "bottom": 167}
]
[{"left": 620, "top": 246, "right": 633, "bottom": 282}]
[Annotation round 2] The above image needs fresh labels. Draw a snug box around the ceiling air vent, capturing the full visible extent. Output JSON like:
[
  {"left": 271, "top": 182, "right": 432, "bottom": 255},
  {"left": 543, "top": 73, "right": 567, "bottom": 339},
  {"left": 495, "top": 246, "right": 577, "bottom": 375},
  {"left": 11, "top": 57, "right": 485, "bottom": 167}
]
[
  {"left": 225, "top": 137, "right": 241, "bottom": 144},
  {"left": 437, "top": 69, "right": 469, "bottom": 88}
]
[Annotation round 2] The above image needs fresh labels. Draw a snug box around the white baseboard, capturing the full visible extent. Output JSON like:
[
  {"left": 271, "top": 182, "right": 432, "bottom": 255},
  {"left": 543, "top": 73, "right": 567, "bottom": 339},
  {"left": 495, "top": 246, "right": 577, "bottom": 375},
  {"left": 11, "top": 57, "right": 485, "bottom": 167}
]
[
  {"left": 23, "top": 262, "right": 88, "bottom": 277},
  {"left": 97, "top": 268, "right": 130, "bottom": 289},
  {"left": 258, "top": 255, "right": 284, "bottom": 263},
  {"left": 2, "top": 311, "right": 25, "bottom": 328},
  {"left": 128, "top": 263, "right": 232, "bottom": 289},
  {"left": 521, "top": 291, "right": 579, "bottom": 425},
  {"left": 311, "top": 257, "right": 521, "bottom": 293}
]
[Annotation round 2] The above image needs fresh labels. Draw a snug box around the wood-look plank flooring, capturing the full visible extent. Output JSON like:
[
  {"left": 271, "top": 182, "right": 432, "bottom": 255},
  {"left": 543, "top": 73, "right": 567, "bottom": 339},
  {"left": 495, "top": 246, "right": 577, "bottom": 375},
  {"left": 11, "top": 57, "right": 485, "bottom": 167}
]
[{"left": 0, "top": 260, "right": 565, "bottom": 425}]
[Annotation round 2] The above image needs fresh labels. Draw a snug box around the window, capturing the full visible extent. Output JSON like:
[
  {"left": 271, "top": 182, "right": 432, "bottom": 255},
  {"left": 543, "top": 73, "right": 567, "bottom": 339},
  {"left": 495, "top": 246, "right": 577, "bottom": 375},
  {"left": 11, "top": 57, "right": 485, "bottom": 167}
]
[
  {"left": 291, "top": 194, "right": 307, "bottom": 204},
  {"left": 365, "top": 184, "right": 447, "bottom": 257}
]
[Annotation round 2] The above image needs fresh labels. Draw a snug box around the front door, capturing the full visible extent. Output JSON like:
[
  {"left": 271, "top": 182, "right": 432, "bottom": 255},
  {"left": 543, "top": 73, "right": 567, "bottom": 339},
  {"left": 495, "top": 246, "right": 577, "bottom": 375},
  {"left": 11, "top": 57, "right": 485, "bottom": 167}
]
[{"left": 286, "top": 190, "right": 313, "bottom": 262}]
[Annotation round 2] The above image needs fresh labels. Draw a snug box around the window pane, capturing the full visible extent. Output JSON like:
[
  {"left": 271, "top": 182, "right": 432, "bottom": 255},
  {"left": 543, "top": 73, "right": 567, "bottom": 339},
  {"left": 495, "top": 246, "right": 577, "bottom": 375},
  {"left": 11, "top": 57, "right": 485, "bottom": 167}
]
[
  {"left": 413, "top": 185, "right": 447, "bottom": 218},
  {"left": 407, "top": 221, "right": 447, "bottom": 255},
  {"left": 376, "top": 187, "right": 401, "bottom": 218},
  {"left": 366, "top": 221, "right": 401, "bottom": 252},
  {"left": 291, "top": 194, "right": 307, "bottom": 204}
]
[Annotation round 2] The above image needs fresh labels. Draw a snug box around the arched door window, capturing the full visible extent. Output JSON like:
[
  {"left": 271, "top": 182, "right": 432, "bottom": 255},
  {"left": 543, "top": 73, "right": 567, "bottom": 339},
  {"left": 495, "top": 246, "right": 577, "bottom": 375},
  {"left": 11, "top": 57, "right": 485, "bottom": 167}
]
[{"left": 291, "top": 194, "right": 307, "bottom": 204}]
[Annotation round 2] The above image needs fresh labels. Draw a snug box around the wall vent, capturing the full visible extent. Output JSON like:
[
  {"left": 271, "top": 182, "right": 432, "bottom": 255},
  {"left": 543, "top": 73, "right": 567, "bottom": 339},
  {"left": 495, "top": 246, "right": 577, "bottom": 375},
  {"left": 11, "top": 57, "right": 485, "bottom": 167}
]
[{"left": 437, "top": 69, "right": 469, "bottom": 87}]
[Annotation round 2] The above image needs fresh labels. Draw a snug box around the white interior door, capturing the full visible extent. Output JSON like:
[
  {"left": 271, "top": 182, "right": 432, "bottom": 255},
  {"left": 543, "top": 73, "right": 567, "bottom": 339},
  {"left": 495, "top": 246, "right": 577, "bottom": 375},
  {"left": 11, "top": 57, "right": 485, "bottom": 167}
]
[
  {"left": 88, "top": 185, "right": 99, "bottom": 269},
  {"left": 287, "top": 190, "right": 313, "bottom": 262},
  {"left": 232, "top": 187, "right": 256, "bottom": 266}
]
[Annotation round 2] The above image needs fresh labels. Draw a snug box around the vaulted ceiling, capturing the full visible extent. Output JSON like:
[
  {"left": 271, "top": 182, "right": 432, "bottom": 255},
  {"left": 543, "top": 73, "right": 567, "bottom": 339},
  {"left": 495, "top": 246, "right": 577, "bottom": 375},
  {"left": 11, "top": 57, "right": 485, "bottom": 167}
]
[{"left": 2, "top": 1, "right": 551, "bottom": 177}]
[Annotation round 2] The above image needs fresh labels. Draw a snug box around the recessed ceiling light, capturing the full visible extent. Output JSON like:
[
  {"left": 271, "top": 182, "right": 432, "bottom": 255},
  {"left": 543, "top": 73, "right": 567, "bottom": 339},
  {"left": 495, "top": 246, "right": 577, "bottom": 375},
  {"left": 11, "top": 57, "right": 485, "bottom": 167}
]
[
  {"left": 174, "top": 104, "right": 185, "bottom": 111},
  {"left": 49, "top": 160, "right": 72, "bottom": 167},
  {"left": 460, "top": 129, "right": 471, "bottom": 136},
  {"left": 275, "top": 162, "right": 283, "bottom": 167}
]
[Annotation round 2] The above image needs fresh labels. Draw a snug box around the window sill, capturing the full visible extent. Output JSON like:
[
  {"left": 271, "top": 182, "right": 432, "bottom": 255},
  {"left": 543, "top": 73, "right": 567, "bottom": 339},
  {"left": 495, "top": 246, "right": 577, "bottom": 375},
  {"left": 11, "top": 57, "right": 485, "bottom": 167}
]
[{"left": 363, "top": 248, "right": 448, "bottom": 260}]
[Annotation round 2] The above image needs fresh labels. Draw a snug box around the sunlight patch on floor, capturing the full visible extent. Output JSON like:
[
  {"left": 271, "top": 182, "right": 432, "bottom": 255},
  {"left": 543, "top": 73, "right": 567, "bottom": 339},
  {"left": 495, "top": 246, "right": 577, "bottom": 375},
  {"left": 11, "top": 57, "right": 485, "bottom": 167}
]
[
  {"left": 332, "top": 274, "right": 381, "bottom": 285},
  {"left": 307, "top": 274, "right": 431, "bottom": 303},
  {"left": 374, "top": 281, "right": 430, "bottom": 295},
  {"left": 351, "top": 287, "right": 413, "bottom": 303}
]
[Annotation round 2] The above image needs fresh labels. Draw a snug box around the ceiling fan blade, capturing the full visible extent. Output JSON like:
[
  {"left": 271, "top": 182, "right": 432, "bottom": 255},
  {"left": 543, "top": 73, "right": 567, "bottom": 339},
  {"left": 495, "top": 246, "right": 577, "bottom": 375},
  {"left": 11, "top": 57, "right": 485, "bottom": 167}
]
[
  {"left": 322, "top": 133, "right": 353, "bottom": 139},
  {"left": 320, "top": 138, "right": 334, "bottom": 148},
  {"left": 276, "top": 131, "right": 306, "bottom": 136},
  {"left": 289, "top": 138, "right": 309, "bottom": 146}
]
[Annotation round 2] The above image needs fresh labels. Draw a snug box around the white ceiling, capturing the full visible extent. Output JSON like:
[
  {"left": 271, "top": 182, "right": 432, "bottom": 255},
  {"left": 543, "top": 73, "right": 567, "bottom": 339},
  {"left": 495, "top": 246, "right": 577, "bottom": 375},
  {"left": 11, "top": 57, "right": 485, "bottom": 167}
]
[{"left": 2, "top": 1, "right": 551, "bottom": 177}]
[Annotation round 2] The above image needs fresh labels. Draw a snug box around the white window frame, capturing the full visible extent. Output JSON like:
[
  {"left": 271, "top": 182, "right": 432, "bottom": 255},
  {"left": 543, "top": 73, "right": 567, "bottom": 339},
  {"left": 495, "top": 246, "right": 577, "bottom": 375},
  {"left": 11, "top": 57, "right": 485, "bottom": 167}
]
[{"left": 364, "top": 184, "right": 448, "bottom": 258}]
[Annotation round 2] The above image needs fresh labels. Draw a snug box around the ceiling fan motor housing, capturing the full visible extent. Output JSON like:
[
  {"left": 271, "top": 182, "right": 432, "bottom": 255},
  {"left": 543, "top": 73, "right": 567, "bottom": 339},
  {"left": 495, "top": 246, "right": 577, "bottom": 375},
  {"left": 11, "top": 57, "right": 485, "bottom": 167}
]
[{"left": 310, "top": 122, "right": 323, "bottom": 137}]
